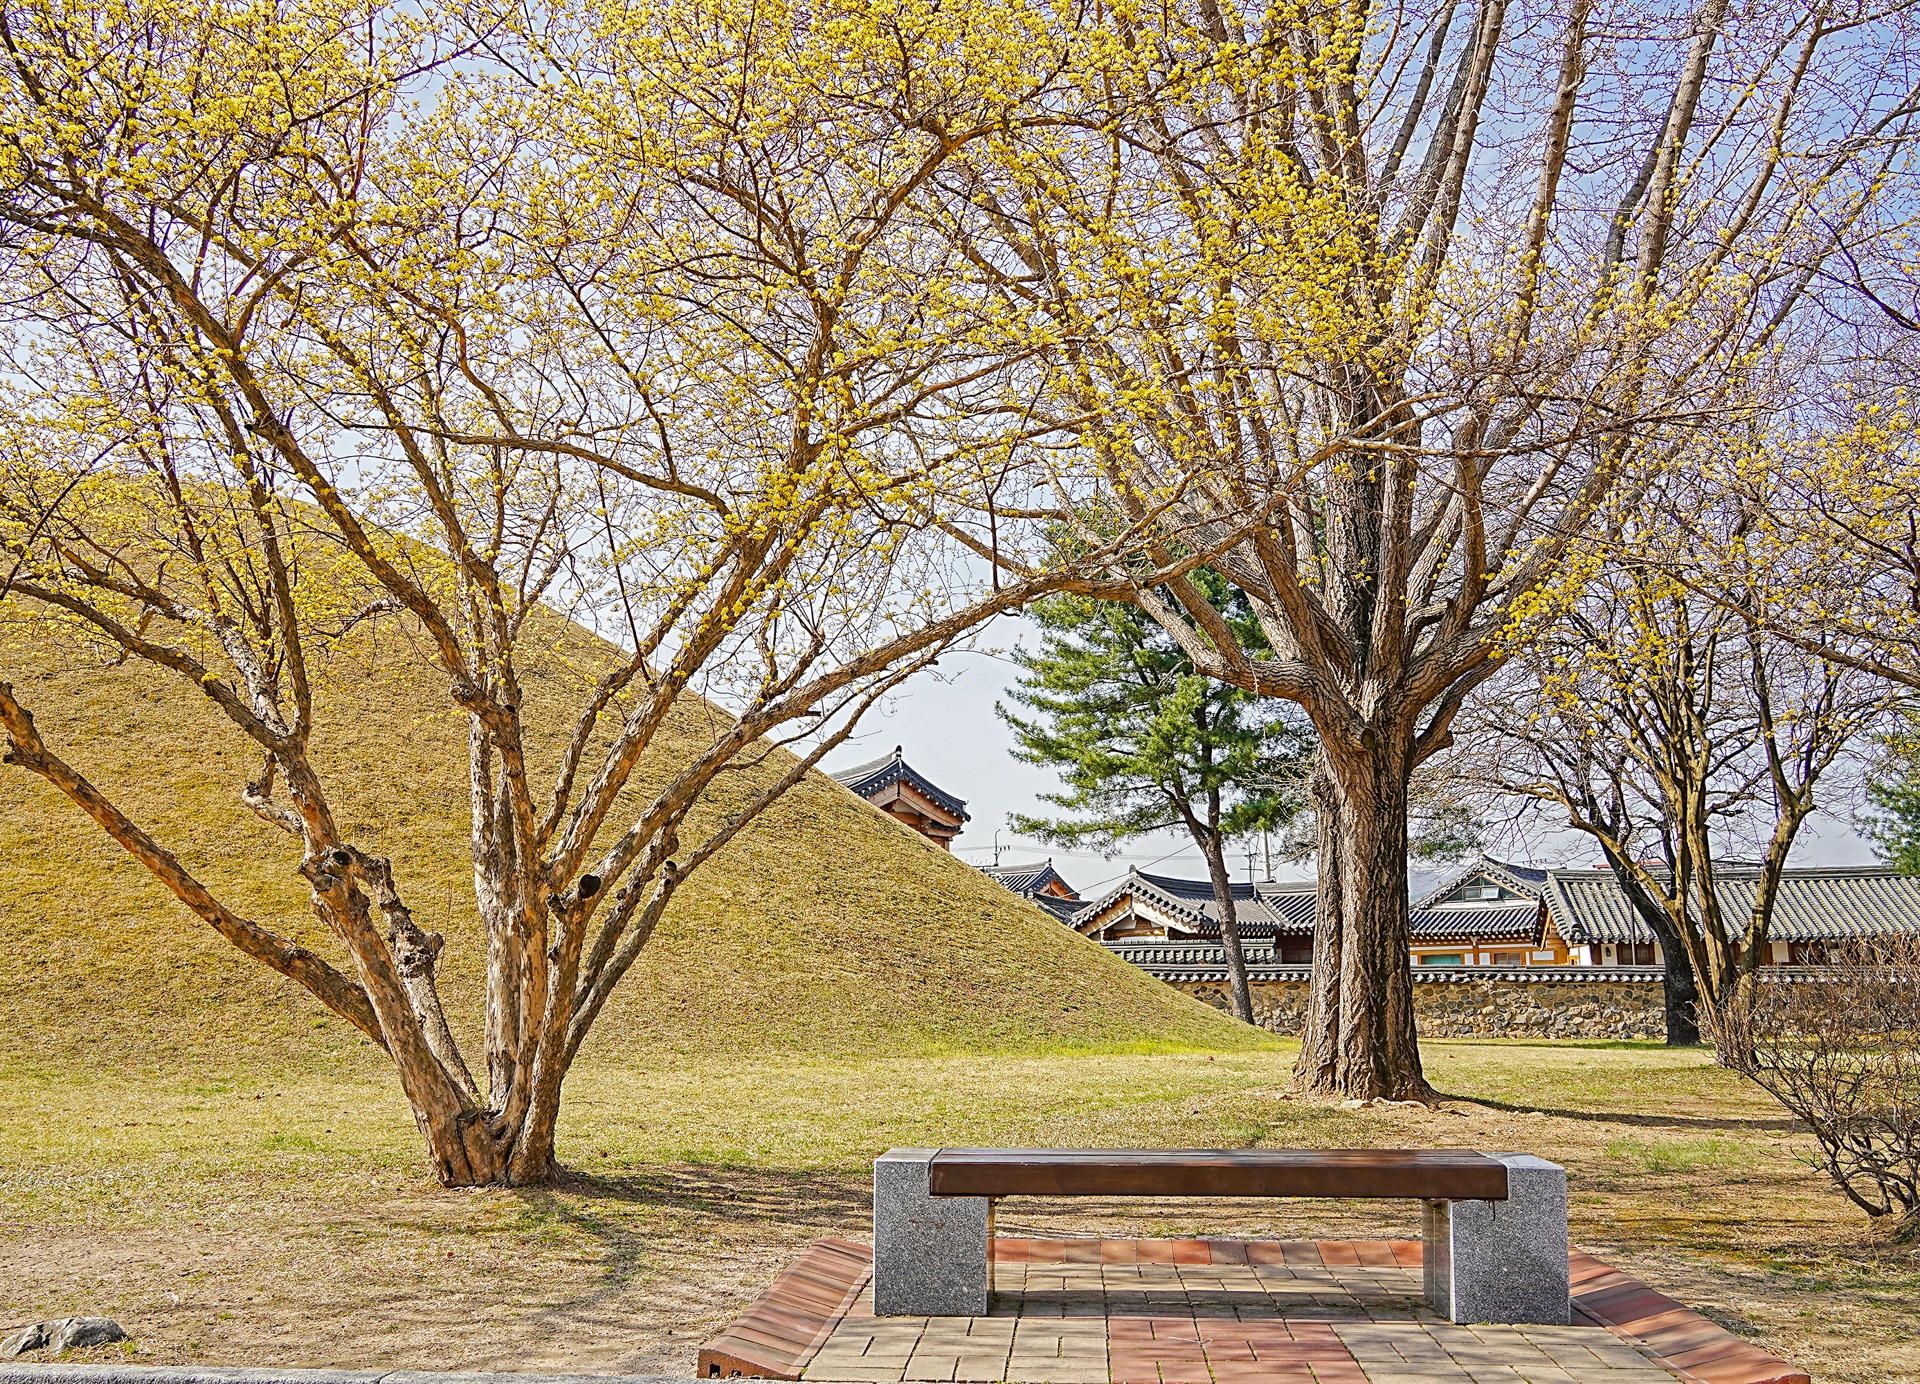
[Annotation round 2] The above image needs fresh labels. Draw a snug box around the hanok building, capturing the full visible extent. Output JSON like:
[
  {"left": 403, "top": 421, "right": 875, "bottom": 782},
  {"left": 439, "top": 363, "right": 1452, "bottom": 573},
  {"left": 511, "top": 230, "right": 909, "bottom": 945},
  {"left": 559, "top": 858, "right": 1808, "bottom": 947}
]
[
  {"left": 979, "top": 860, "right": 1084, "bottom": 924},
  {"left": 1070, "top": 869, "right": 1319, "bottom": 962},
  {"left": 1409, "top": 861, "right": 1574, "bottom": 967},
  {"left": 1073, "top": 862, "right": 1568, "bottom": 967},
  {"left": 1076, "top": 855, "right": 1920, "bottom": 1000},
  {"left": 829, "top": 747, "right": 970, "bottom": 850},
  {"left": 1536, "top": 862, "right": 1920, "bottom": 966}
]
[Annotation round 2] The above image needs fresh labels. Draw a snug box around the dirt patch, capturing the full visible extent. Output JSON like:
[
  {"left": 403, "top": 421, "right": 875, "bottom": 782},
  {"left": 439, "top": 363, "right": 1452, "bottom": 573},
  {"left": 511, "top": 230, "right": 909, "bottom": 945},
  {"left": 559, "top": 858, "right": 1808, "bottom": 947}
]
[{"left": 0, "top": 1166, "right": 869, "bottom": 1376}]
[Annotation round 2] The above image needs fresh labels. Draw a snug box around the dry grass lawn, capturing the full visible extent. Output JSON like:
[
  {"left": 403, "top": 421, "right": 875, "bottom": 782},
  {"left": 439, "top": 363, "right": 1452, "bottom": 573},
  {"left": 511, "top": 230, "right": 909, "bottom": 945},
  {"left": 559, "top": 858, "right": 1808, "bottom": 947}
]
[
  {"left": 1, "top": 1040, "right": 1914, "bottom": 1384},
  {"left": 2, "top": 611, "right": 1913, "bottom": 1383}
]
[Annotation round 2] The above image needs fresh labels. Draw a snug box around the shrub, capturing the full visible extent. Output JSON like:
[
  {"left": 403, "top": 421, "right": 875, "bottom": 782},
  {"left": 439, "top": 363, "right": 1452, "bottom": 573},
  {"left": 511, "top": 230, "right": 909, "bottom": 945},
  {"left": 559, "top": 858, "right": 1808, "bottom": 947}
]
[{"left": 1718, "top": 938, "right": 1920, "bottom": 1242}]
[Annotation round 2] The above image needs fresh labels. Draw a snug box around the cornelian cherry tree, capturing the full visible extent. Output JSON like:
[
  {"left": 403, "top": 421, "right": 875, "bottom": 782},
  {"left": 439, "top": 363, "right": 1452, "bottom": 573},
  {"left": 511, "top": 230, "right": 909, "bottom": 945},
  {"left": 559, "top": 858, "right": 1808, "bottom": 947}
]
[{"left": 0, "top": 0, "right": 1211, "bottom": 1183}]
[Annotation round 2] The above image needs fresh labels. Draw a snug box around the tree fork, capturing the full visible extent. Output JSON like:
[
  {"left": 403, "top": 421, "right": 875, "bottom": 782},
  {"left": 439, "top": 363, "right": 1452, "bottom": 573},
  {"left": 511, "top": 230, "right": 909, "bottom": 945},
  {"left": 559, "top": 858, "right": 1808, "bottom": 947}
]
[{"left": 301, "top": 859, "right": 510, "bottom": 1186}]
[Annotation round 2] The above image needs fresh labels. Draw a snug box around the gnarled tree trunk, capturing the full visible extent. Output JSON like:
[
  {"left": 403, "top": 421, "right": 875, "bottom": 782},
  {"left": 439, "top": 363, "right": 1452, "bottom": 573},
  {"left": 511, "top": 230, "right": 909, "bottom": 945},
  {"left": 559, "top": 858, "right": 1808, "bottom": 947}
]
[{"left": 1296, "top": 737, "right": 1434, "bottom": 1103}]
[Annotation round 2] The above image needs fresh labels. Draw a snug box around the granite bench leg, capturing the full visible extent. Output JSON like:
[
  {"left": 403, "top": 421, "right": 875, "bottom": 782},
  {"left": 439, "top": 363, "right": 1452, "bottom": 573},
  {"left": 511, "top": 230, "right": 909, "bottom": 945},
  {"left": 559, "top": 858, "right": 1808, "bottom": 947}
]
[
  {"left": 873, "top": 1148, "right": 993, "bottom": 1316},
  {"left": 1423, "top": 1152, "right": 1569, "bottom": 1325}
]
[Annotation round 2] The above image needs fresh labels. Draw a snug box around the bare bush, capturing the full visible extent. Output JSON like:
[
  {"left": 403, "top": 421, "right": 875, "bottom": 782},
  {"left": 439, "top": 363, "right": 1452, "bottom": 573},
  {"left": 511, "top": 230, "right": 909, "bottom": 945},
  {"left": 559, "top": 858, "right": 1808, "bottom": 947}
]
[{"left": 1718, "top": 939, "right": 1920, "bottom": 1242}]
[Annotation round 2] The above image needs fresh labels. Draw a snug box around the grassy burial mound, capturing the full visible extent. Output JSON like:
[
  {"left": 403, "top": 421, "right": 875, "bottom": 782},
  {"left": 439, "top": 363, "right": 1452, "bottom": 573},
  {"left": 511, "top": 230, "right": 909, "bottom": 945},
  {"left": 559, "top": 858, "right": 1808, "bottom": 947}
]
[{"left": 0, "top": 611, "right": 1263, "bottom": 1078}]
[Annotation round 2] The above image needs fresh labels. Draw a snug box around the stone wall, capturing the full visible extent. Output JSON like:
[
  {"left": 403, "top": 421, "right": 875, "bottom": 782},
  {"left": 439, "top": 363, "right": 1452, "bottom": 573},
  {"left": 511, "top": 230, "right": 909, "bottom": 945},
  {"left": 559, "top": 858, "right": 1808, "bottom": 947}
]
[{"left": 1178, "top": 977, "right": 1667, "bottom": 1041}]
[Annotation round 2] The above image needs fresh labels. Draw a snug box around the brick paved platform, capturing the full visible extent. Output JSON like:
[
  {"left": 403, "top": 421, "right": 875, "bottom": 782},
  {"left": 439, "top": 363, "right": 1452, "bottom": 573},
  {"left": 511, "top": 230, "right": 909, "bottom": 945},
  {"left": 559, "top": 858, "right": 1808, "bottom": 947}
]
[{"left": 698, "top": 1239, "right": 1809, "bottom": 1384}]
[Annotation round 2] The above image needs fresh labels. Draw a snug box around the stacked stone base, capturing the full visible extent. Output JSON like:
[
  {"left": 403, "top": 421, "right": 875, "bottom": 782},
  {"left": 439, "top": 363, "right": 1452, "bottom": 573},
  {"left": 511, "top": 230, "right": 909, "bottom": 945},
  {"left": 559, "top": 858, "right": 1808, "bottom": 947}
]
[{"left": 1179, "top": 978, "right": 1666, "bottom": 1041}]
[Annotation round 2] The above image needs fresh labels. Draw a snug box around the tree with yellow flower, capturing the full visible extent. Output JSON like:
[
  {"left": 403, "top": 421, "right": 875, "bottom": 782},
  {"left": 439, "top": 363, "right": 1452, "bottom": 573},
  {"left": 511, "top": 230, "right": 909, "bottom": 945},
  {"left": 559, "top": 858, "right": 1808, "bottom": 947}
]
[
  {"left": 0, "top": 0, "right": 1229, "bottom": 1183},
  {"left": 929, "top": 0, "right": 1920, "bottom": 1098}
]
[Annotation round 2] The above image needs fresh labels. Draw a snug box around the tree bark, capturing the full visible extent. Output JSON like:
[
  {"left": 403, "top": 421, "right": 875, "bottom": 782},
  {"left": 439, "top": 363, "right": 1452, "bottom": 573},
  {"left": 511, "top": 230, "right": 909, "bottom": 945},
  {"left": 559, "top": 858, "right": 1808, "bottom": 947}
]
[
  {"left": 1297, "top": 765, "right": 1344, "bottom": 1092},
  {"left": 356, "top": 849, "right": 480, "bottom": 1097},
  {"left": 1295, "top": 740, "right": 1435, "bottom": 1102},
  {"left": 301, "top": 856, "right": 510, "bottom": 1186},
  {"left": 1198, "top": 822, "right": 1256, "bottom": 1024},
  {"left": 1659, "top": 940, "right": 1702, "bottom": 1046},
  {"left": 1600, "top": 849, "right": 1701, "bottom": 1045}
]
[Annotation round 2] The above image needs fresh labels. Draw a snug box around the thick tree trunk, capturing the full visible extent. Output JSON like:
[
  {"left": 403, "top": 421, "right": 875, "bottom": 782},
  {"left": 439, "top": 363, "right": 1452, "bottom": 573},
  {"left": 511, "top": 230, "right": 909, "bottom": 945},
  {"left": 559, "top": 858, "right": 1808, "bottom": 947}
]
[
  {"left": 1199, "top": 830, "right": 1255, "bottom": 1024},
  {"left": 1294, "top": 741, "right": 1435, "bottom": 1102},
  {"left": 303, "top": 861, "right": 511, "bottom": 1186},
  {"left": 358, "top": 851, "right": 480, "bottom": 1097}
]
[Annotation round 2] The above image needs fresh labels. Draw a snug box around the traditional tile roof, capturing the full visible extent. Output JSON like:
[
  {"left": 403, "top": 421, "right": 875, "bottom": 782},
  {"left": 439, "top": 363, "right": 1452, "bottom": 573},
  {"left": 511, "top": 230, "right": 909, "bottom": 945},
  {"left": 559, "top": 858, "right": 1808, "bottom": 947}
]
[
  {"left": 1106, "top": 940, "right": 1663, "bottom": 984},
  {"left": 1412, "top": 859, "right": 1551, "bottom": 909},
  {"left": 1541, "top": 864, "right": 1920, "bottom": 945},
  {"left": 1071, "top": 868, "right": 1539, "bottom": 942},
  {"left": 1408, "top": 902, "right": 1542, "bottom": 942},
  {"left": 982, "top": 860, "right": 1074, "bottom": 898},
  {"left": 1415, "top": 856, "right": 1920, "bottom": 946},
  {"left": 828, "top": 746, "right": 970, "bottom": 821},
  {"left": 1070, "top": 868, "right": 1317, "bottom": 938},
  {"left": 1032, "top": 895, "right": 1084, "bottom": 925},
  {"left": 1080, "top": 853, "right": 1920, "bottom": 975}
]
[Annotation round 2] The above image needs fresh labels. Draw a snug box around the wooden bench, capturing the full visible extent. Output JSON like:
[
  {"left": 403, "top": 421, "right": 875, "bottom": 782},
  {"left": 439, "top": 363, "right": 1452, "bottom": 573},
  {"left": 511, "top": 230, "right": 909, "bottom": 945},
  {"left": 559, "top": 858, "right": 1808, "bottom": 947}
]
[{"left": 873, "top": 1147, "right": 1568, "bottom": 1325}]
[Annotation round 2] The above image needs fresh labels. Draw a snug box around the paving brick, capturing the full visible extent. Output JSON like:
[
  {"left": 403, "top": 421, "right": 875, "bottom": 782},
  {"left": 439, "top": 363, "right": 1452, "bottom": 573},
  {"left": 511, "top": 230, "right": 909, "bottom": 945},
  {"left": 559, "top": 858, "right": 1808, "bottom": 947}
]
[
  {"left": 720, "top": 1236, "right": 1816, "bottom": 1384},
  {"left": 1518, "top": 1344, "right": 1614, "bottom": 1371},
  {"left": 1508, "top": 1365, "right": 1582, "bottom": 1384},
  {"left": 952, "top": 1352, "right": 1014, "bottom": 1371}
]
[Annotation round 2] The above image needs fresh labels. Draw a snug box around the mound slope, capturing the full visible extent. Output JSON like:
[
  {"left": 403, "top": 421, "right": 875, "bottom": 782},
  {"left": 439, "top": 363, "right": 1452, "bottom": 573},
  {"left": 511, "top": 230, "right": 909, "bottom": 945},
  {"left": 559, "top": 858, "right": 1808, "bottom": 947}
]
[{"left": 0, "top": 614, "right": 1261, "bottom": 1076}]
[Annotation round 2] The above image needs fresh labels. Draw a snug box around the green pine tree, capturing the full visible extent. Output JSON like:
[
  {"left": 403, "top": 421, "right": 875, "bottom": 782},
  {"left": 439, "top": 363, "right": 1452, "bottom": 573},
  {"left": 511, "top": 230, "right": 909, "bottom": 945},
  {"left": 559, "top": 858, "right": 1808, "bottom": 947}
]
[
  {"left": 1862, "top": 709, "right": 1920, "bottom": 875},
  {"left": 998, "top": 575, "right": 1314, "bottom": 1023}
]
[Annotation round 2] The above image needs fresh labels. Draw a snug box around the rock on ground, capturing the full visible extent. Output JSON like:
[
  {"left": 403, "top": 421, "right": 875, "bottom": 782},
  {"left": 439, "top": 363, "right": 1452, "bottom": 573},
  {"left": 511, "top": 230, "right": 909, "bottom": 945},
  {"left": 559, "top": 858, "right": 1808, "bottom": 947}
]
[{"left": 0, "top": 1317, "right": 128, "bottom": 1357}]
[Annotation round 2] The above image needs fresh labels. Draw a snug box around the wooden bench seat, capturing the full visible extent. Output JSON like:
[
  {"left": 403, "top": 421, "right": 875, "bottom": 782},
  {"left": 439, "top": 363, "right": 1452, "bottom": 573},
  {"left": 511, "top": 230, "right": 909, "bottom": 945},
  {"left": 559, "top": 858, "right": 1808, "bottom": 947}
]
[
  {"left": 874, "top": 1146, "right": 1568, "bottom": 1327},
  {"left": 926, "top": 1147, "right": 1510, "bottom": 1201}
]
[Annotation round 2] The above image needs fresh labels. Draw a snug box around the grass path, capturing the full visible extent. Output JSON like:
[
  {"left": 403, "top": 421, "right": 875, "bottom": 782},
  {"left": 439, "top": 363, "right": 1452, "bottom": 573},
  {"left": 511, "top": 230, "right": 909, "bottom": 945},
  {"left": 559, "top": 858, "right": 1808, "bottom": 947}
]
[{"left": 1, "top": 1039, "right": 1914, "bottom": 1383}]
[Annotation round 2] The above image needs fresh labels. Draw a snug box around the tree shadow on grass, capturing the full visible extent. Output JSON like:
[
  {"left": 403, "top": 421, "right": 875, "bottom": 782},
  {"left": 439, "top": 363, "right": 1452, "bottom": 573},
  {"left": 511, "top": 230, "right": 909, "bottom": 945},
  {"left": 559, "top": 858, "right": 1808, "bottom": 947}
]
[
  {"left": 500, "top": 1163, "right": 869, "bottom": 1324},
  {"left": 1444, "top": 1093, "right": 1798, "bottom": 1133},
  {"left": 533, "top": 1162, "right": 869, "bottom": 1218}
]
